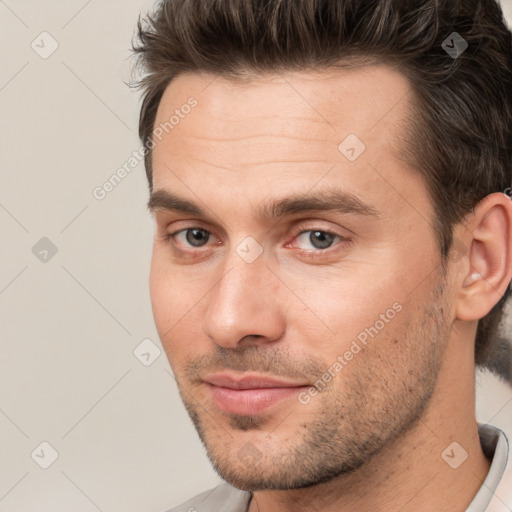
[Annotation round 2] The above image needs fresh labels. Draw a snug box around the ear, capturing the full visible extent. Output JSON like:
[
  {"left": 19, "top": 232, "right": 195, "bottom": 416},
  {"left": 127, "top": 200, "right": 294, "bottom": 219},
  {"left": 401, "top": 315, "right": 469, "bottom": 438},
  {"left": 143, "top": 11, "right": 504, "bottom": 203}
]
[{"left": 455, "top": 192, "right": 512, "bottom": 322}]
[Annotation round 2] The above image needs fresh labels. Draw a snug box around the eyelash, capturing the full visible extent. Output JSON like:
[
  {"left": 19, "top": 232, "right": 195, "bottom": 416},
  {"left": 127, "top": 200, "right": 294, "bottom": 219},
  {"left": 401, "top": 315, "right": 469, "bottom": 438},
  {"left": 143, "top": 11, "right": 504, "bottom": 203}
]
[{"left": 162, "top": 225, "right": 352, "bottom": 259}]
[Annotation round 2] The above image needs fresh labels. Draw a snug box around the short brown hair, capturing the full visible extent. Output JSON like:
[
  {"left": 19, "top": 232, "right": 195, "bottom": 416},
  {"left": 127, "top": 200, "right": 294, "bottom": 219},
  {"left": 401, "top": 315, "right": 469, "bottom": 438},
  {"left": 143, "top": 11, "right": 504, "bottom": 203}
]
[{"left": 131, "top": 0, "right": 512, "bottom": 375}]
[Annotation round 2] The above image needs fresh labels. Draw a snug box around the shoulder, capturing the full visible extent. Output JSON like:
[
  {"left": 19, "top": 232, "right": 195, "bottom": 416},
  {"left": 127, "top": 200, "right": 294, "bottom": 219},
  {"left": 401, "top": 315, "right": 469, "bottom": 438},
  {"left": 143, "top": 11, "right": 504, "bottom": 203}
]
[{"left": 164, "top": 482, "right": 252, "bottom": 512}]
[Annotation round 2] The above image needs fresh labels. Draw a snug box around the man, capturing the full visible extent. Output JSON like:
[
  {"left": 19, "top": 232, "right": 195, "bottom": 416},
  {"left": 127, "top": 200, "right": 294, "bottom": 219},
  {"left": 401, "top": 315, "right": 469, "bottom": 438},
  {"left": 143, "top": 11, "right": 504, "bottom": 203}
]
[{"left": 132, "top": 0, "right": 512, "bottom": 510}]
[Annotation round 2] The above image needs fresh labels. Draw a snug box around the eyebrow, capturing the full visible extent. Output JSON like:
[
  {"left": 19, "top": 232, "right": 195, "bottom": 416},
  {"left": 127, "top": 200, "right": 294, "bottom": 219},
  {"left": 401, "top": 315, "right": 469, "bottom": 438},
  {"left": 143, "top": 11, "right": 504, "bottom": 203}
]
[{"left": 147, "top": 188, "right": 379, "bottom": 221}]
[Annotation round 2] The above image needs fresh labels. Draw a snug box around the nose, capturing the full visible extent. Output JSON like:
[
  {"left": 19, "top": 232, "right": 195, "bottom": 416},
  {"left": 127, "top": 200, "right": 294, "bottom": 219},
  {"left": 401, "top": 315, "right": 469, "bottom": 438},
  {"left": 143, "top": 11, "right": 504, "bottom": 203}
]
[{"left": 201, "top": 247, "right": 286, "bottom": 349}]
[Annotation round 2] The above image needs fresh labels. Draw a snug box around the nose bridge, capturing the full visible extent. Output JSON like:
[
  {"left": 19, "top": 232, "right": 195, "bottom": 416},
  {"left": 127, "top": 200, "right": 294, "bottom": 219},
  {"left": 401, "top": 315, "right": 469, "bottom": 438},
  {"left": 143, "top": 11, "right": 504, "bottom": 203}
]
[{"left": 202, "top": 245, "right": 285, "bottom": 347}]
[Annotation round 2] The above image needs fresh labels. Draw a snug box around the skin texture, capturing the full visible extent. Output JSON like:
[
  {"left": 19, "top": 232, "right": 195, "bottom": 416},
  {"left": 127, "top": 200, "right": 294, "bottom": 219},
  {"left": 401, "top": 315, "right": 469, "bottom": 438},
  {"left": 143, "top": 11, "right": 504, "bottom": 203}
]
[{"left": 148, "top": 66, "right": 512, "bottom": 512}]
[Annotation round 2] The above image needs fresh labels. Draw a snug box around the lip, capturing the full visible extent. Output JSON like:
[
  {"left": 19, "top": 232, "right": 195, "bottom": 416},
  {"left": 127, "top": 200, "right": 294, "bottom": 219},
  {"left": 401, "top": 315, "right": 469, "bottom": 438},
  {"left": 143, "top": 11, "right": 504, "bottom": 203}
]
[
  {"left": 203, "top": 372, "right": 310, "bottom": 389},
  {"left": 204, "top": 372, "right": 311, "bottom": 415}
]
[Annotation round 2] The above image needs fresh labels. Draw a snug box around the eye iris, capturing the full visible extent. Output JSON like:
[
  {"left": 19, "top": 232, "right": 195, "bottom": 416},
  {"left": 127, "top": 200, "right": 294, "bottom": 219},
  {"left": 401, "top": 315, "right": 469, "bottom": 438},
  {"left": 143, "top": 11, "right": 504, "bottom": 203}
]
[
  {"left": 186, "top": 229, "right": 209, "bottom": 247},
  {"left": 310, "top": 230, "right": 334, "bottom": 249}
]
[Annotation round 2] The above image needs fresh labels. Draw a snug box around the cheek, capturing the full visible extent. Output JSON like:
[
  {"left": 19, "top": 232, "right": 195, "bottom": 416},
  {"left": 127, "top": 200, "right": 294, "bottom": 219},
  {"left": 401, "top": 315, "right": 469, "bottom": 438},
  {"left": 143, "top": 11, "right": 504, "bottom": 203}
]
[
  {"left": 149, "top": 252, "right": 168, "bottom": 326},
  {"left": 149, "top": 268, "right": 189, "bottom": 372},
  {"left": 149, "top": 249, "right": 192, "bottom": 339},
  {"left": 149, "top": 248, "right": 214, "bottom": 370},
  {"left": 282, "top": 267, "right": 406, "bottom": 353}
]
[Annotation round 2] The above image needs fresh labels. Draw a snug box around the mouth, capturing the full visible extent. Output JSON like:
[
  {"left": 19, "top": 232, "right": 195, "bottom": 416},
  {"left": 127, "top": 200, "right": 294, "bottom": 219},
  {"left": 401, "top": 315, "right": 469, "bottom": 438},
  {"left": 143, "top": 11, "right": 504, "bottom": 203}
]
[{"left": 203, "top": 372, "right": 311, "bottom": 415}]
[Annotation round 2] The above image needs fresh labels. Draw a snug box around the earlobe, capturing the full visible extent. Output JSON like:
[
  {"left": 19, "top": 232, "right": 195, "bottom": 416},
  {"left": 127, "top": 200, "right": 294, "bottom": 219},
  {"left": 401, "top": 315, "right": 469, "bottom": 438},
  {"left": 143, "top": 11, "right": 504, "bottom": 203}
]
[{"left": 455, "top": 193, "right": 512, "bottom": 322}]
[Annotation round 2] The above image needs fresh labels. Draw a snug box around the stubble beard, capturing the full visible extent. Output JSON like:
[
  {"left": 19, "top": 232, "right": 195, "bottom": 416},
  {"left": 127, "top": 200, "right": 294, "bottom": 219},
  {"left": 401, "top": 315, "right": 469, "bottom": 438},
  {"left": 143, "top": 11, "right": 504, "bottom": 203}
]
[{"left": 177, "top": 275, "right": 450, "bottom": 491}]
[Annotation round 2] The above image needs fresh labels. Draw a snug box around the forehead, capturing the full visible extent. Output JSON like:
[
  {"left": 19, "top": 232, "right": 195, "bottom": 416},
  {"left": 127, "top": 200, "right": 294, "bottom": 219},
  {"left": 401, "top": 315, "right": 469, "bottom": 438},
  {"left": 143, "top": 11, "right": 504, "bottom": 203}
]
[
  {"left": 149, "top": 65, "right": 431, "bottom": 225},
  {"left": 152, "top": 64, "right": 412, "bottom": 171}
]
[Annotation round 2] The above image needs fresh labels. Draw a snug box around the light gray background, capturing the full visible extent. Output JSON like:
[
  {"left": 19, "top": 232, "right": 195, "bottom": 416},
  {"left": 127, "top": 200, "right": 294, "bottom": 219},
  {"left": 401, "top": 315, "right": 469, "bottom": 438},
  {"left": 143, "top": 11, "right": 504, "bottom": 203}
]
[{"left": 0, "top": 1, "right": 511, "bottom": 511}]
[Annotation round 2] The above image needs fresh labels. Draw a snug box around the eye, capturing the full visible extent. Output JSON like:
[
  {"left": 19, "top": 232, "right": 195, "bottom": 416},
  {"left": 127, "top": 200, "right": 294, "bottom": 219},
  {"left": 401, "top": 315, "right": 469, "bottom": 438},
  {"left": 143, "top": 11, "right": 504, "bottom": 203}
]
[
  {"left": 164, "top": 225, "right": 350, "bottom": 257},
  {"left": 296, "top": 229, "right": 348, "bottom": 250},
  {"left": 172, "top": 228, "right": 212, "bottom": 248},
  {"left": 294, "top": 230, "right": 339, "bottom": 250}
]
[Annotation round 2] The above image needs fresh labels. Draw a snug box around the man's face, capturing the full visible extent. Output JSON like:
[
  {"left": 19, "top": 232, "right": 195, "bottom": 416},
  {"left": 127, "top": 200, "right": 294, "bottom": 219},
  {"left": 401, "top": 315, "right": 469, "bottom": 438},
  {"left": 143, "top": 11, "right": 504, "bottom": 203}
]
[{"left": 149, "top": 66, "right": 454, "bottom": 490}]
